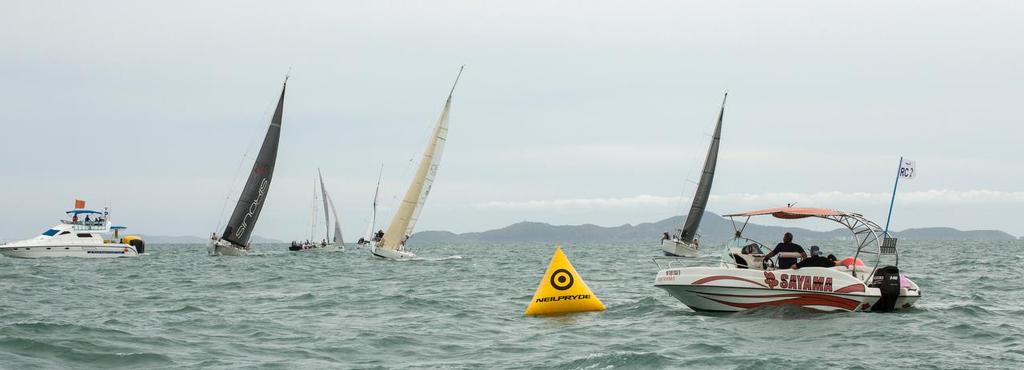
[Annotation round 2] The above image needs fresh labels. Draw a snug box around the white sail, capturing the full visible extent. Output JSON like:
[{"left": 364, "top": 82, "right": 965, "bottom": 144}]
[
  {"left": 327, "top": 192, "right": 344, "bottom": 245},
  {"left": 318, "top": 169, "right": 332, "bottom": 242},
  {"left": 380, "top": 67, "right": 462, "bottom": 251}
]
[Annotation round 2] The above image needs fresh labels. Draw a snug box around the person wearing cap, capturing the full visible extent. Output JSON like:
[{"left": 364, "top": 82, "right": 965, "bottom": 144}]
[{"left": 792, "top": 245, "right": 837, "bottom": 269}]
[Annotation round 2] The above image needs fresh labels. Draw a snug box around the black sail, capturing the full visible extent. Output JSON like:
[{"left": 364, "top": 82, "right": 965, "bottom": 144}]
[
  {"left": 680, "top": 93, "right": 726, "bottom": 240},
  {"left": 222, "top": 80, "right": 286, "bottom": 247}
]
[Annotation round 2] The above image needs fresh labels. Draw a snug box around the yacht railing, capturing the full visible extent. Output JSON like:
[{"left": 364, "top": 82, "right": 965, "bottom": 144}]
[
  {"left": 60, "top": 220, "right": 110, "bottom": 231},
  {"left": 653, "top": 257, "right": 694, "bottom": 270}
]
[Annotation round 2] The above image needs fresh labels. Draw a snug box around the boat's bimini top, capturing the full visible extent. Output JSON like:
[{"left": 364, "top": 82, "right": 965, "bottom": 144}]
[{"left": 723, "top": 207, "right": 848, "bottom": 219}]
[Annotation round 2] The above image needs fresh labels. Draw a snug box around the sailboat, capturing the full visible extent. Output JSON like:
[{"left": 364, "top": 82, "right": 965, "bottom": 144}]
[
  {"left": 290, "top": 170, "right": 345, "bottom": 251},
  {"left": 208, "top": 78, "right": 287, "bottom": 256},
  {"left": 357, "top": 165, "right": 383, "bottom": 248},
  {"left": 661, "top": 93, "right": 726, "bottom": 257},
  {"left": 371, "top": 66, "right": 463, "bottom": 260}
]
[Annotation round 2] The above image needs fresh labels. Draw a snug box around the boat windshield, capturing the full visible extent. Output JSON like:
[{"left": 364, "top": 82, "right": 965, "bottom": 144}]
[{"left": 720, "top": 237, "right": 768, "bottom": 264}]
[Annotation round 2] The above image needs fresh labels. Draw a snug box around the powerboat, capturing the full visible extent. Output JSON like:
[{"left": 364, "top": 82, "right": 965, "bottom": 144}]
[
  {"left": 0, "top": 208, "right": 145, "bottom": 259},
  {"left": 654, "top": 207, "right": 921, "bottom": 312}
]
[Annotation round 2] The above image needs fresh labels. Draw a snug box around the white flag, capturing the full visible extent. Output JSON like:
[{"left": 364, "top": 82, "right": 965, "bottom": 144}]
[{"left": 899, "top": 159, "right": 916, "bottom": 179}]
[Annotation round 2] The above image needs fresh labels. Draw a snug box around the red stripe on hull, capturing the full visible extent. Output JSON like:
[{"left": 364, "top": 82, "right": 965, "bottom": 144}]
[
  {"left": 834, "top": 283, "right": 866, "bottom": 294},
  {"left": 691, "top": 275, "right": 767, "bottom": 288},
  {"left": 697, "top": 291, "right": 862, "bottom": 311}
]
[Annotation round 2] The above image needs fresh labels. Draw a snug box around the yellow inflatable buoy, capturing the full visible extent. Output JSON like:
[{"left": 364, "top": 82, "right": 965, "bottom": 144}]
[{"left": 524, "top": 246, "right": 605, "bottom": 316}]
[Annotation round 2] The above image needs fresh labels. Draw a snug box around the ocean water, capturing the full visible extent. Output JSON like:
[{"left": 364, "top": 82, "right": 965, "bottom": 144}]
[{"left": 1, "top": 240, "right": 1022, "bottom": 369}]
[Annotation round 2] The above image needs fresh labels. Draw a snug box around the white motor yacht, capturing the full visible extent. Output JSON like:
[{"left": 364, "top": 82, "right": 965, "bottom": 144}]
[
  {"left": 0, "top": 208, "right": 145, "bottom": 259},
  {"left": 654, "top": 207, "right": 921, "bottom": 312}
]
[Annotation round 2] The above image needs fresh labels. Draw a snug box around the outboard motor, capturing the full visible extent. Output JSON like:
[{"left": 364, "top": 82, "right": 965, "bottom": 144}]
[
  {"left": 870, "top": 266, "right": 901, "bottom": 312},
  {"left": 129, "top": 238, "right": 146, "bottom": 254}
]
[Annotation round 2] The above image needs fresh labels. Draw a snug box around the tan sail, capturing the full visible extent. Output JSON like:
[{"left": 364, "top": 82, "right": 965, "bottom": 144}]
[{"left": 379, "top": 67, "right": 462, "bottom": 251}]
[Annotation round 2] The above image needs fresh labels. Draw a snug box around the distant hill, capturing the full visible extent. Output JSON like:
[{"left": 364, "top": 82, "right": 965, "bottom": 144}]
[
  {"left": 410, "top": 212, "right": 1018, "bottom": 245},
  {"left": 894, "top": 227, "right": 1017, "bottom": 241}
]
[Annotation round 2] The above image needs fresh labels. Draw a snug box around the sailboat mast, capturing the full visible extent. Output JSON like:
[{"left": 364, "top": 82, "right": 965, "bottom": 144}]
[
  {"left": 221, "top": 77, "right": 287, "bottom": 247},
  {"left": 318, "top": 168, "right": 331, "bottom": 243},
  {"left": 369, "top": 164, "right": 383, "bottom": 239},
  {"left": 380, "top": 66, "right": 463, "bottom": 250},
  {"left": 679, "top": 92, "right": 727, "bottom": 240},
  {"left": 310, "top": 177, "right": 317, "bottom": 242}
]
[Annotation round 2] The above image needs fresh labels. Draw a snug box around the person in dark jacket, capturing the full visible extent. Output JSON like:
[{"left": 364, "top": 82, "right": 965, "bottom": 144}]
[
  {"left": 764, "top": 232, "right": 807, "bottom": 269},
  {"left": 792, "top": 246, "right": 836, "bottom": 269}
]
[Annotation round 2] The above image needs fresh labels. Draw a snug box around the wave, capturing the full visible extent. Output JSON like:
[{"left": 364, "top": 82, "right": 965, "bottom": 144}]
[
  {"left": 728, "top": 304, "right": 837, "bottom": 319},
  {"left": 604, "top": 297, "right": 672, "bottom": 317},
  {"left": 550, "top": 351, "right": 674, "bottom": 369},
  {"left": 159, "top": 305, "right": 207, "bottom": 314},
  {"left": 413, "top": 255, "right": 464, "bottom": 261},
  {"left": 0, "top": 337, "right": 175, "bottom": 368}
]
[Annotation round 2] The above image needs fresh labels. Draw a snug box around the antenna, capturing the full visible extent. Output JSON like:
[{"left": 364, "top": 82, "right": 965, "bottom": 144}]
[{"left": 448, "top": 65, "right": 465, "bottom": 98}]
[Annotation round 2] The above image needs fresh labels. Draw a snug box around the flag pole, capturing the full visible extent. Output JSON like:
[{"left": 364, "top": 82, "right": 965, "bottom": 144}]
[{"left": 883, "top": 156, "right": 903, "bottom": 237}]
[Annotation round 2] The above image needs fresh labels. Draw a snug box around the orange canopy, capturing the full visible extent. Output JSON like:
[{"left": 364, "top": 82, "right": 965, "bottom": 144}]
[{"left": 723, "top": 207, "right": 848, "bottom": 219}]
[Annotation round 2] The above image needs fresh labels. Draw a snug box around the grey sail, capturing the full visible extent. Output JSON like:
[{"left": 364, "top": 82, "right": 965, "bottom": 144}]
[
  {"left": 679, "top": 93, "right": 726, "bottom": 240},
  {"left": 222, "top": 80, "right": 286, "bottom": 247},
  {"left": 318, "top": 169, "right": 331, "bottom": 241}
]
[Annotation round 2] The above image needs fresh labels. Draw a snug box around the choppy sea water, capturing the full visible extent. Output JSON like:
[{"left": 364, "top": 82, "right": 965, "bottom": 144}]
[{"left": 1, "top": 240, "right": 1022, "bottom": 369}]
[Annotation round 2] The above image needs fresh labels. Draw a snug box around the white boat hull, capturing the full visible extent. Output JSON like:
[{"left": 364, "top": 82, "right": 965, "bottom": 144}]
[
  {"left": 371, "top": 246, "right": 416, "bottom": 260},
  {"left": 662, "top": 239, "right": 699, "bottom": 257},
  {"left": 654, "top": 266, "right": 920, "bottom": 312},
  {"left": 0, "top": 244, "right": 138, "bottom": 259},
  {"left": 208, "top": 239, "right": 249, "bottom": 256}
]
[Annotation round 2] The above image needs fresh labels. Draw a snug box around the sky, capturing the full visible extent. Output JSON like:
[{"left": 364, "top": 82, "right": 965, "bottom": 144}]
[{"left": 1, "top": 1, "right": 1021, "bottom": 241}]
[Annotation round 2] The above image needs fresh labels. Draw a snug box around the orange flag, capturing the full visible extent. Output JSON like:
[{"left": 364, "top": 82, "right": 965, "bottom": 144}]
[{"left": 74, "top": 199, "right": 86, "bottom": 209}]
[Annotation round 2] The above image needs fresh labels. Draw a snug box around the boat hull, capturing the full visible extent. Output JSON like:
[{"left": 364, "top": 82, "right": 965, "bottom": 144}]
[
  {"left": 654, "top": 266, "right": 920, "bottom": 312},
  {"left": 662, "top": 239, "right": 699, "bottom": 257},
  {"left": 208, "top": 239, "right": 249, "bottom": 256},
  {"left": 289, "top": 244, "right": 343, "bottom": 252},
  {"left": 371, "top": 246, "right": 415, "bottom": 260},
  {"left": 0, "top": 244, "right": 138, "bottom": 259}
]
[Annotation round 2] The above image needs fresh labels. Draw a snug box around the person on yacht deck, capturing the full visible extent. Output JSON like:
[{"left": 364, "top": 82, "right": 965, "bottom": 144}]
[
  {"left": 792, "top": 245, "right": 836, "bottom": 269},
  {"left": 764, "top": 232, "right": 806, "bottom": 269}
]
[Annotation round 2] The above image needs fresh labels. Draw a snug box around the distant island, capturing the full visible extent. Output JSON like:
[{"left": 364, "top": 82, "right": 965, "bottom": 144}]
[
  {"left": 409, "top": 212, "right": 1019, "bottom": 244},
  {"left": 124, "top": 212, "right": 1018, "bottom": 245}
]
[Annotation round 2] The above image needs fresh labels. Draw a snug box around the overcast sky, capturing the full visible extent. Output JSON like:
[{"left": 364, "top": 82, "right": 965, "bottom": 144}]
[{"left": 1, "top": 1, "right": 1021, "bottom": 241}]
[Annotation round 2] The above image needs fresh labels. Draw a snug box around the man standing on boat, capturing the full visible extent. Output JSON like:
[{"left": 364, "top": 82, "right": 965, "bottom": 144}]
[{"left": 764, "top": 232, "right": 806, "bottom": 269}]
